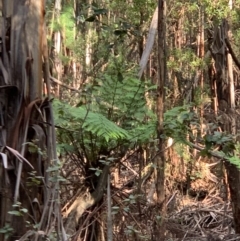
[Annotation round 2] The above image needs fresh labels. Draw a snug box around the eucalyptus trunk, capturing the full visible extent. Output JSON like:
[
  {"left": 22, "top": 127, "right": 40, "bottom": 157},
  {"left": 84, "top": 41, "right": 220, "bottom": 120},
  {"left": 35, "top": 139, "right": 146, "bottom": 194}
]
[
  {"left": 153, "top": 0, "right": 167, "bottom": 240},
  {"left": 224, "top": 0, "right": 240, "bottom": 233},
  {"left": 53, "top": 0, "right": 62, "bottom": 97},
  {"left": 0, "top": 1, "right": 63, "bottom": 240},
  {"left": 210, "top": 11, "right": 240, "bottom": 234}
]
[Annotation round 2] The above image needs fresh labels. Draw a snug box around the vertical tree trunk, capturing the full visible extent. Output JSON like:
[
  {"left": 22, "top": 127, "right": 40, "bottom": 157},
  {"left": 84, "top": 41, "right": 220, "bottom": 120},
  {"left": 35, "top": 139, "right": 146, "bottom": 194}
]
[
  {"left": 0, "top": 1, "right": 45, "bottom": 239},
  {"left": 154, "top": 0, "right": 167, "bottom": 240},
  {"left": 227, "top": 0, "right": 235, "bottom": 132},
  {"left": 0, "top": 1, "right": 63, "bottom": 240},
  {"left": 53, "top": 0, "right": 62, "bottom": 97},
  {"left": 156, "top": 0, "right": 166, "bottom": 206},
  {"left": 199, "top": 5, "right": 204, "bottom": 134},
  {"left": 85, "top": 0, "right": 93, "bottom": 84},
  {"left": 210, "top": 1, "right": 240, "bottom": 232},
  {"left": 224, "top": 0, "right": 240, "bottom": 233}
]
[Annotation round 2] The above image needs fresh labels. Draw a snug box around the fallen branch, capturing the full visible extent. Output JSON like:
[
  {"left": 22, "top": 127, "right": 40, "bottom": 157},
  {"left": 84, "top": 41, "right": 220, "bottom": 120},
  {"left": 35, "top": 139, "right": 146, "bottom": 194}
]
[{"left": 50, "top": 76, "right": 81, "bottom": 93}]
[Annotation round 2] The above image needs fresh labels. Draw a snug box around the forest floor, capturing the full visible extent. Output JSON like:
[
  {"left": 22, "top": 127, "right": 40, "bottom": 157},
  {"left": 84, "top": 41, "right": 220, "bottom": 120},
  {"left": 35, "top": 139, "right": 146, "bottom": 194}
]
[
  {"left": 111, "top": 153, "right": 240, "bottom": 241},
  {"left": 165, "top": 193, "right": 238, "bottom": 240},
  {"left": 61, "top": 153, "right": 240, "bottom": 240}
]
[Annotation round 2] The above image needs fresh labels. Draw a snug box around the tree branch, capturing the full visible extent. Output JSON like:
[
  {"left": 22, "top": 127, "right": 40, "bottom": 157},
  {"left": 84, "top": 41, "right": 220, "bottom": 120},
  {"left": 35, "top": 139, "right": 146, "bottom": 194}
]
[
  {"left": 188, "top": 142, "right": 226, "bottom": 160},
  {"left": 225, "top": 37, "right": 240, "bottom": 70},
  {"left": 50, "top": 76, "right": 81, "bottom": 93}
]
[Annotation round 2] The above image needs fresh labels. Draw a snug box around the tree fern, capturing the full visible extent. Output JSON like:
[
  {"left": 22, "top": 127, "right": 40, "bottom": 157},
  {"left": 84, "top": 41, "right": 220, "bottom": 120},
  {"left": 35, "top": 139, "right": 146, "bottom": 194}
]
[
  {"left": 93, "top": 73, "right": 154, "bottom": 126},
  {"left": 54, "top": 57, "right": 157, "bottom": 161},
  {"left": 54, "top": 100, "right": 130, "bottom": 142}
]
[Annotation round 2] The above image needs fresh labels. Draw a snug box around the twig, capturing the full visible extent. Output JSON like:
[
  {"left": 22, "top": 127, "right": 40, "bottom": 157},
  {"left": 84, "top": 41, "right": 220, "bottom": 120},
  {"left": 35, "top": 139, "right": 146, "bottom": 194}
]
[
  {"left": 50, "top": 76, "right": 82, "bottom": 93},
  {"left": 166, "top": 191, "right": 177, "bottom": 207}
]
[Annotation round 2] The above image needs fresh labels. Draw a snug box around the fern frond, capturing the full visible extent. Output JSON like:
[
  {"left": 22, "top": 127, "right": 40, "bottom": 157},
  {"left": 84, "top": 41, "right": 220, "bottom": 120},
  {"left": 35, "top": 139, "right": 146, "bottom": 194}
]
[
  {"left": 54, "top": 100, "right": 130, "bottom": 142},
  {"left": 94, "top": 74, "right": 152, "bottom": 123}
]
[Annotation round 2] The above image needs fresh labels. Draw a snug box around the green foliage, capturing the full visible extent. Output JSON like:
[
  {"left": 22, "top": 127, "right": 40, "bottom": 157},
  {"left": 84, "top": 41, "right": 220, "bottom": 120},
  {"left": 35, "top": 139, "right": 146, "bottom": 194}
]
[
  {"left": 85, "top": 6, "right": 108, "bottom": 22},
  {"left": 46, "top": 159, "right": 66, "bottom": 183},
  {"left": 193, "top": 85, "right": 211, "bottom": 107},
  {"left": 89, "top": 167, "right": 102, "bottom": 176},
  {"left": 8, "top": 202, "right": 28, "bottom": 217},
  {"left": 0, "top": 224, "right": 13, "bottom": 239},
  {"left": 224, "top": 142, "right": 240, "bottom": 169},
  {"left": 203, "top": 132, "right": 235, "bottom": 153},
  {"left": 123, "top": 194, "right": 142, "bottom": 204},
  {"left": 27, "top": 171, "right": 43, "bottom": 187},
  {"left": 54, "top": 100, "right": 130, "bottom": 142},
  {"left": 94, "top": 74, "right": 155, "bottom": 123},
  {"left": 54, "top": 63, "right": 156, "bottom": 161},
  {"left": 227, "top": 156, "right": 240, "bottom": 169},
  {"left": 123, "top": 193, "right": 149, "bottom": 239},
  {"left": 60, "top": 4, "right": 75, "bottom": 49},
  {"left": 167, "top": 48, "right": 205, "bottom": 83},
  {"left": 164, "top": 104, "right": 240, "bottom": 169},
  {"left": 48, "top": 3, "right": 75, "bottom": 49},
  {"left": 203, "top": 0, "right": 230, "bottom": 23},
  {"left": 163, "top": 105, "right": 194, "bottom": 142},
  {"left": 24, "top": 141, "right": 47, "bottom": 158}
]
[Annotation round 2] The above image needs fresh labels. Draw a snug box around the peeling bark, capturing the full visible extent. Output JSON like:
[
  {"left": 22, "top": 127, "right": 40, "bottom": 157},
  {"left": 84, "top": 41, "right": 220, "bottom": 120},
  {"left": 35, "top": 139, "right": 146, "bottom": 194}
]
[{"left": 65, "top": 165, "right": 110, "bottom": 232}]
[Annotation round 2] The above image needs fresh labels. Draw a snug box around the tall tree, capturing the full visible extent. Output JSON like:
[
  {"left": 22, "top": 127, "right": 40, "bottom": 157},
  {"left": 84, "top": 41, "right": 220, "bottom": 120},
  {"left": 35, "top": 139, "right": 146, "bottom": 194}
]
[
  {"left": 53, "top": 0, "right": 62, "bottom": 97},
  {"left": 220, "top": 0, "right": 240, "bottom": 233},
  {"left": 0, "top": 1, "right": 64, "bottom": 240},
  {"left": 153, "top": 0, "right": 167, "bottom": 240}
]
